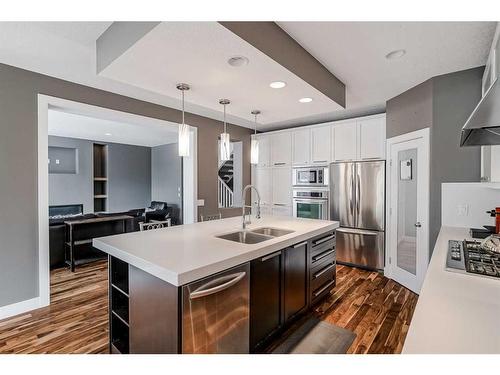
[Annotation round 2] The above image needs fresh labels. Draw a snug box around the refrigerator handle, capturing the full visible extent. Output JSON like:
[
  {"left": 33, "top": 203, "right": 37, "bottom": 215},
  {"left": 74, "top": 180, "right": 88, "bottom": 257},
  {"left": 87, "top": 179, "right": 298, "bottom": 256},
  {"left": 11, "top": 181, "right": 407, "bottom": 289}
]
[
  {"left": 356, "top": 165, "right": 361, "bottom": 218},
  {"left": 350, "top": 164, "right": 354, "bottom": 223}
]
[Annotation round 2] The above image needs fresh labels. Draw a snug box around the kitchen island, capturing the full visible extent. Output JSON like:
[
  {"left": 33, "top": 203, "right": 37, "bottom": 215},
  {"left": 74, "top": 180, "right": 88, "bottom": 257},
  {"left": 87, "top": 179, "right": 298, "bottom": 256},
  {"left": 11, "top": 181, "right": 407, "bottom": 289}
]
[{"left": 93, "top": 215, "right": 339, "bottom": 354}]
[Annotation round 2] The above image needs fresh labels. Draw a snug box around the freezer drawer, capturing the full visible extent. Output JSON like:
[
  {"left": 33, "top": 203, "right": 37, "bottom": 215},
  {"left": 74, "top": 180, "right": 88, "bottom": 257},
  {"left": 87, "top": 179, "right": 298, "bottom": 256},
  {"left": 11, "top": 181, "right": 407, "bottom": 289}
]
[
  {"left": 336, "top": 227, "right": 384, "bottom": 270},
  {"left": 182, "top": 263, "right": 249, "bottom": 353}
]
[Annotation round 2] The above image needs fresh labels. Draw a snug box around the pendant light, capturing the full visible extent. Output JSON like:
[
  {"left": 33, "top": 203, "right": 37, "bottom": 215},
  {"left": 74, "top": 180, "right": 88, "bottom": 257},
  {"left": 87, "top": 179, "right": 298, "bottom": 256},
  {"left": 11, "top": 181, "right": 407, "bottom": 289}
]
[
  {"left": 219, "top": 99, "right": 231, "bottom": 161},
  {"left": 250, "top": 110, "right": 261, "bottom": 165},
  {"left": 176, "top": 83, "right": 190, "bottom": 157}
]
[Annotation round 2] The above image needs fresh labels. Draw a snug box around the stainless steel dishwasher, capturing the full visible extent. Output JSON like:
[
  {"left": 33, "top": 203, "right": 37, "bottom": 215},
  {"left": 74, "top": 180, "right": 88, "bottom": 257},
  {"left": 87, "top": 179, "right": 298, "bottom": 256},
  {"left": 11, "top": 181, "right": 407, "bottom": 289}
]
[{"left": 181, "top": 263, "right": 250, "bottom": 353}]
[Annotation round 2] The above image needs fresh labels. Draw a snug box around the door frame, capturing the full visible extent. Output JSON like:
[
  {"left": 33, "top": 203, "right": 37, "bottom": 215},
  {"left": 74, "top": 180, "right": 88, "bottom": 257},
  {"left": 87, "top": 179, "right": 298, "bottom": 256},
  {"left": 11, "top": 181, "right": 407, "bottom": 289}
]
[
  {"left": 37, "top": 94, "right": 198, "bottom": 312},
  {"left": 384, "top": 128, "right": 430, "bottom": 294}
]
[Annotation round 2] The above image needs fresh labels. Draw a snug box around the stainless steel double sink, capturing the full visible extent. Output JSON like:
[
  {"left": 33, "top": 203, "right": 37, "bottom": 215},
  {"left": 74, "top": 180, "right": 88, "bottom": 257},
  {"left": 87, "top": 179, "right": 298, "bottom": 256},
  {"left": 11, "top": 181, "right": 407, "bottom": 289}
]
[{"left": 216, "top": 227, "right": 294, "bottom": 244}]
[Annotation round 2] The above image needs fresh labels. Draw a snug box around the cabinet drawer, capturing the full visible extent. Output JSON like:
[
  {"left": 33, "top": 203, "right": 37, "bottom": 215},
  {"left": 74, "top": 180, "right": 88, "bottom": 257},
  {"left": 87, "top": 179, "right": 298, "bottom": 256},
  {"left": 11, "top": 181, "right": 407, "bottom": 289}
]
[
  {"left": 310, "top": 232, "right": 335, "bottom": 254},
  {"left": 310, "top": 261, "right": 335, "bottom": 292},
  {"left": 310, "top": 242, "right": 335, "bottom": 263},
  {"left": 310, "top": 278, "right": 336, "bottom": 304},
  {"left": 311, "top": 249, "right": 335, "bottom": 273}
]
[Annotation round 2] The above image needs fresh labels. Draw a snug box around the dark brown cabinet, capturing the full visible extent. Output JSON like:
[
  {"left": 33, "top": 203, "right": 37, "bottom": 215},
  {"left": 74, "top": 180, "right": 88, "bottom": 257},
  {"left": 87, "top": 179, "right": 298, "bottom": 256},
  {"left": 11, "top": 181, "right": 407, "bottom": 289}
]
[
  {"left": 283, "top": 241, "right": 308, "bottom": 321},
  {"left": 250, "top": 250, "right": 283, "bottom": 351}
]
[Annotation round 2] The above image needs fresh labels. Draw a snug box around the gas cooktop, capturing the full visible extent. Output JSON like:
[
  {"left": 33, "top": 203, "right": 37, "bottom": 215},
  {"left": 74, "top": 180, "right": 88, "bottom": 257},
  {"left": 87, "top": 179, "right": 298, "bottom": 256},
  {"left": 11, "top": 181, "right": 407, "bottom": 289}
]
[{"left": 446, "top": 240, "right": 500, "bottom": 279}]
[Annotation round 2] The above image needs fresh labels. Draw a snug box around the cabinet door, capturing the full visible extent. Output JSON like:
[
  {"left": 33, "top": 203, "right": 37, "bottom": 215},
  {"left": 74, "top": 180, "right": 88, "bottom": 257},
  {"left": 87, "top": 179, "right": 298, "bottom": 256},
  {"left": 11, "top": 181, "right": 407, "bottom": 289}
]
[
  {"left": 333, "top": 120, "right": 358, "bottom": 161},
  {"left": 358, "top": 117, "right": 386, "bottom": 160},
  {"left": 250, "top": 251, "right": 282, "bottom": 351},
  {"left": 311, "top": 126, "right": 331, "bottom": 164},
  {"left": 272, "top": 167, "right": 291, "bottom": 206},
  {"left": 284, "top": 242, "right": 308, "bottom": 321},
  {"left": 292, "top": 128, "right": 311, "bottom": 166},
  {"left": 271, "top": 132, "right": 292, "bottom": 166},
  {"left": 258, "top": 136, "right": 270, "bottom": 167},
  {"left": 272, "top": 205, "right": 292, "bottom": 217},
  {"left": 255, "top": 168, "right": 272, "bottom": 205}
]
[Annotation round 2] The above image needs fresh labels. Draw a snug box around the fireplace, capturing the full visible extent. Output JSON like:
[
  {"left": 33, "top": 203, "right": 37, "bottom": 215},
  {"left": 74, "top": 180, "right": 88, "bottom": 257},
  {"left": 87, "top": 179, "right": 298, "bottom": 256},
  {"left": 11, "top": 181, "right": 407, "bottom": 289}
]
[{"left": 49, "top": 204, "right": 83, "bottom": 218}]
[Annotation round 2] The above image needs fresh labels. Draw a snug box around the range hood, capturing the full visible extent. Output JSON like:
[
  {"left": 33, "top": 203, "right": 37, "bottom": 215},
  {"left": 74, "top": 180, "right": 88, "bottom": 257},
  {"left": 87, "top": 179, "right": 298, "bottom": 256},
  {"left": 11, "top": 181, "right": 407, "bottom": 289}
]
[{"left": 460, "top": 77, "right": 500, "bottom": 146}]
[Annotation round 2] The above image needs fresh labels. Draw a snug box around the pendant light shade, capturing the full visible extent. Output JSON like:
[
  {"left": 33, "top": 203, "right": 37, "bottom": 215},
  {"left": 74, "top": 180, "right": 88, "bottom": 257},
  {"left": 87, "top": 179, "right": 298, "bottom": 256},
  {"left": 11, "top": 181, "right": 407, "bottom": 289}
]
[
  {"left": 250, "top": 110, "right": 261, "bottom": 165},
  {"left": 177, "top": 83, "right": 190, "bottom": 157},
  {"left": 219, "top": 99, "right": 231, "bottom": 162}
]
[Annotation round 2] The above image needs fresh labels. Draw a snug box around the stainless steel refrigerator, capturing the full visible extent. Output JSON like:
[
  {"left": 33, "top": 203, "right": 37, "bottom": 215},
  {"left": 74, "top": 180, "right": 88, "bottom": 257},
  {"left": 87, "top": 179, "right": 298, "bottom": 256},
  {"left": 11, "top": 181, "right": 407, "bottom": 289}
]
[{"left": 329, "top": 160, "right": 385, "bottom": 270}]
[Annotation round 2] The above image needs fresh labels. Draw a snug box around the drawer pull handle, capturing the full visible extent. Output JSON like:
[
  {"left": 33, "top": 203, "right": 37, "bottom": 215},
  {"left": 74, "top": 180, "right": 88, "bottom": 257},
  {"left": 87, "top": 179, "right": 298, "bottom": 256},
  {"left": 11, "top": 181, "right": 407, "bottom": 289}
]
[
  {"left": 313, "top": 263, "right": 335, "bottom": 279},
  {"left": 313, "top": 234, "right": 335, "bottom": 246},
  {"left": 313, "top": 280, "right": 335, "bottom": 297},
  {"left": 293, "top": 241, "right": 307, "bottom": 248},
  {"left": 261, "top": 251, "right": 281, "bottom": 262},
  {"left": 312, "top": 249, "right": 335, "bottom": 262},
  {"left": 274, "top": 162, "right": 286, "bottom": 166}
]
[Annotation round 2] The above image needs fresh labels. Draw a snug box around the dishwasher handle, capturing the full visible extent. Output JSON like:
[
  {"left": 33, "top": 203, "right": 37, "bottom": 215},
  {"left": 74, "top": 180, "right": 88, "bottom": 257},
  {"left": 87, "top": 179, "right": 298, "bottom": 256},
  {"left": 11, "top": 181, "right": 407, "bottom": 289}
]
[{"left": 189, "top": 272, "right": 246, "bottom": 300}]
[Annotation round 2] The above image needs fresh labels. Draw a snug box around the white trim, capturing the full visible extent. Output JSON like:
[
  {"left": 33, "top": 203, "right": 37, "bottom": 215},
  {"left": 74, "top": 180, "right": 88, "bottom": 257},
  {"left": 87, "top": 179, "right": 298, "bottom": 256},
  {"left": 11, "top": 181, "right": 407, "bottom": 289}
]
[
  {"left": 0, "top": 297, "right": 42, "bottom": 321},
  {"left": 36, "top": 94, "right": 198, "bottom": 314},
  {"left": 385, "top": 127, "right": 430, "bottom": 293},
  {"left": 182, "top": 126, "right": 198, "bottom": 224}
]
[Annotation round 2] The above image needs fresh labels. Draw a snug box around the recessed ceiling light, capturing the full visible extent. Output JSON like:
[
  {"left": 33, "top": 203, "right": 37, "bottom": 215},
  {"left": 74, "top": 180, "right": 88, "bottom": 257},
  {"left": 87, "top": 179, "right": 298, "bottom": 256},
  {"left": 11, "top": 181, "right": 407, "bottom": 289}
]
[
  {"left": 299, "top": 97, "right": 313, "bottom": 103},
  {"left": 385, "top": 49, "right": 406, "bottom": 60},
  {"left": 227, "top": 56, "right": 249, "bottom": 67},
  {"left": 270, "top": 81, "right": 286, "bottom": 89},
  {"left": 105, "top": 133, "right": 112, "bottom": 136}
]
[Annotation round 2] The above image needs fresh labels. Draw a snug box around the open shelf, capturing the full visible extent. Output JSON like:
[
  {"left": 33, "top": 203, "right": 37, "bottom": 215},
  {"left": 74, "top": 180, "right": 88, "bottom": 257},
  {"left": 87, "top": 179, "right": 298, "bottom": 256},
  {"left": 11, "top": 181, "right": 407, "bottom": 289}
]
[
  {"left": 111, "top": 257, "right": 129, "bottom": 295},
  {"left": 93, "top": 144, "right": 108, "bottom": 212},
  {"left": 111, "top": 314, "right": 129, "bottom": 354},
  {"left": 111, "top": 286, "right": 129, "bottom": 323}
]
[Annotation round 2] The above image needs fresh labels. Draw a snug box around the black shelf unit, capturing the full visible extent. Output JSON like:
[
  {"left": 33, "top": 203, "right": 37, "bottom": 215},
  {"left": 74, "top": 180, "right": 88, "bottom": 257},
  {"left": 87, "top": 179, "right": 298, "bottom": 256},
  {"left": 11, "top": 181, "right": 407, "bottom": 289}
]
[
  {"left": 93, "top": 144, "right": 108, "bottom": 213},
  {"left": 109, "top": 256, "right": 130, "bottom": 354}
]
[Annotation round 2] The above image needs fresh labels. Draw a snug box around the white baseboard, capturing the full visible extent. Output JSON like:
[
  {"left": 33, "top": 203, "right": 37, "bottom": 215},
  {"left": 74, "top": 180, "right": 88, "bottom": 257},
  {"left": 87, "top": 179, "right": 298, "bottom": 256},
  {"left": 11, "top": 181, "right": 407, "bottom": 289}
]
[{"left": 0, "top": 297, "right": 45, "bottom": 321}]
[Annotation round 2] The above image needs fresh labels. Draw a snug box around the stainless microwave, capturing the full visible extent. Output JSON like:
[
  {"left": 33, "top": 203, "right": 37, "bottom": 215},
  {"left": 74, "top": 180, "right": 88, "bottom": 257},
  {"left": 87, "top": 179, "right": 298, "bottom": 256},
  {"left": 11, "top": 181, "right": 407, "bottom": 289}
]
[{"left": 292, "top": 167, "right": 329, "bottom": 187}]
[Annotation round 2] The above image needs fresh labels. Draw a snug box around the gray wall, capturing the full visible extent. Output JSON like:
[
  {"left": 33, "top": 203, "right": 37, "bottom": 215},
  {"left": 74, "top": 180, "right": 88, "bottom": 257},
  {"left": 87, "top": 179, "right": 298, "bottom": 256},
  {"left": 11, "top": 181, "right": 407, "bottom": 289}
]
[
  {"left": 386, "top": 66, "right": 483, "bottom": 252},
  {"left": 0, "top": 62, "right": 251, "bottom": 308},
  {"left": 107, "top": 142, "right": 151, "bottom": 212},
  {"left": 151, "top": 143, "right": 182, "bottom": 210},
  {"left": 48, "top": 136, "right": 93, "bottom": 213},
  {"left": 49, "top": 136, "right": 152, "bottom": 214},
  {"left": 386, "top": 79, "right": 433, "bottom": 138},
  {"left": 429, "top": 67, "right": 483, "bottom": 247}
]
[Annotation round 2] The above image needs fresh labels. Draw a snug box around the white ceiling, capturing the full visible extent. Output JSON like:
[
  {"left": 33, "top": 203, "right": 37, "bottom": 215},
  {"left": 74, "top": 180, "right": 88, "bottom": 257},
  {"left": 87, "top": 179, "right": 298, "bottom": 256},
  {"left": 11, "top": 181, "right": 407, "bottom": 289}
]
[
  {"left": 278, "top": 22, "right": 497, "bottom": 112},
  {"left": 99, "top": 22, "right": 341, "bottom": 126},
  {"left": 48, "top": 109, "right": 179, "bottom": 147},
  {"left": 0, "top": 22, "right": 497, "bottom": 132}
]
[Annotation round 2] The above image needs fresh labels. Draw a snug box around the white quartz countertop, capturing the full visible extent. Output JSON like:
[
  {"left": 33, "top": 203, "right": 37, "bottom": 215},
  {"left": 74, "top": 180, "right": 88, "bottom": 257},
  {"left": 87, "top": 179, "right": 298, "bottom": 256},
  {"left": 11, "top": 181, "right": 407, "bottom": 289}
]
[
  {"left": 93, "top": 215, "right": 338, "bottom": 287},
  {"left": 403, "top": 226, "right": 500, "bottom": 354}
]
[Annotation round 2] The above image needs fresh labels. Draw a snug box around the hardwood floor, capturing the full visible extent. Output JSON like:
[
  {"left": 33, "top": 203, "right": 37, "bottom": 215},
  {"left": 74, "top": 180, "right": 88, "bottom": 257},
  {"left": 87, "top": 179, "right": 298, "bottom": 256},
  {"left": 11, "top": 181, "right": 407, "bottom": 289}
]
[
  {"left": 0, "top": 261, "right": 417, "bottom": 354},
  {"left": 314, "top": 264, "right": 418, "bottom": 354},
  {"left": 0, "top": 260, "right": 109, "bottom": 354}
]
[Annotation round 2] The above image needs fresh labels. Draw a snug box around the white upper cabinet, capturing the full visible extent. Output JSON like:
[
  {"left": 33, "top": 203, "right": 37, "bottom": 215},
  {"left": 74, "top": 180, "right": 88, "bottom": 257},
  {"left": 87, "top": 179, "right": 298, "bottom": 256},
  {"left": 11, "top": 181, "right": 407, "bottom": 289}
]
[
  {"left": 272, "top": 167, "right": 292, "bottom": 205},
  {"left": 257, "top": 135, "right": 270, "bottom": 167},
  {"left": 311, "top": 125, "right": 331, "bottom": 164},
  {"left": 270, "top": 132, "right": 292, "bottom": 166},
  {"left": 333, "top": 120, "right": 358, "bottom": 161},
  {"left": 358, "top": 116, "right": 386, "bottom": 160},
  {"left": 292, "top": 128, "right": 311, "bottom": 166}
]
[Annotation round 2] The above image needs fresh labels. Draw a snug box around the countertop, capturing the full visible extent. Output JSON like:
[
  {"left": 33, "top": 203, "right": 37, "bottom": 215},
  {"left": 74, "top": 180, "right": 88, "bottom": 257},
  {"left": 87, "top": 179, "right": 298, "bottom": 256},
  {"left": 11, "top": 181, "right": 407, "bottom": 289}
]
[
  {"left": 93, "top": 215, "right": 338, "bottom": 287},
  {"left": 403, "top": 226, "right": 500, "bottom": 354}
]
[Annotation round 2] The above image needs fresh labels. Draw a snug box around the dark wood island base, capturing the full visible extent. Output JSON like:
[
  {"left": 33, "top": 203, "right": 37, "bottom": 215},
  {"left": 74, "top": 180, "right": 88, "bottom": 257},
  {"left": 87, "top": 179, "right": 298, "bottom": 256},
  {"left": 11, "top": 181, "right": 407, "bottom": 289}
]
[{"left": 108, "top": 230, "right": 336, "bottom": 354}]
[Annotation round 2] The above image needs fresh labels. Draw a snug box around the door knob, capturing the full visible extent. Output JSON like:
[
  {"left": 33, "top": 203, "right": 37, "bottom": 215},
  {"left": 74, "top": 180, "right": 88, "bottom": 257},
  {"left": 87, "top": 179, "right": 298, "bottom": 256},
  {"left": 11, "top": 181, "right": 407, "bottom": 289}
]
[{"left": 415, "top": 222, "right": 422, "bottom": 228}]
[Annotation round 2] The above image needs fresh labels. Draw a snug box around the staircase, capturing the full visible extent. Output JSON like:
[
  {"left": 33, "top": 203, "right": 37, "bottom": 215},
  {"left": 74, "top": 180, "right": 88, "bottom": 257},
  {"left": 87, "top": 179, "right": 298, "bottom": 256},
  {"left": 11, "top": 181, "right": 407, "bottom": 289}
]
[{"left": 218, "top": 154, "right": 234, "bottom": 208}]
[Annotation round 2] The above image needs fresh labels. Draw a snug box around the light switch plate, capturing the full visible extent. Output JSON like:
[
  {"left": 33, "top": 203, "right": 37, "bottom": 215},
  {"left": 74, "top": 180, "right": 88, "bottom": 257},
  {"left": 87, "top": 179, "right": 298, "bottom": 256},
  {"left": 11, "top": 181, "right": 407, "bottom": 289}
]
[
  {"left": 197, "top": 199, "right": 205, "bottom": 207},
  {"left": 457, "top": 204, "right": 469, "bottom": 216}
]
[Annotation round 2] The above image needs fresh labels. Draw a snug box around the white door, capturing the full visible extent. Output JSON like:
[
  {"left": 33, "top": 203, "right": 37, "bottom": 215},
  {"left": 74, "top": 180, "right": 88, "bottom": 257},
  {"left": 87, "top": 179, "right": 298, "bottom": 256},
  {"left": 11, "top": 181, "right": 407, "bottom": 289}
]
[
  {"left": 387, "top": 128, "right": 430, "bottom": 294},
  {"left": 292, "top": 128, "right": 311, "bottom": 166},
  {"left": 255, "top": 167, "right": 272, "bottom": 205},
  {"left": 311, "top": 125, "right": 331, "bottom": 164}
]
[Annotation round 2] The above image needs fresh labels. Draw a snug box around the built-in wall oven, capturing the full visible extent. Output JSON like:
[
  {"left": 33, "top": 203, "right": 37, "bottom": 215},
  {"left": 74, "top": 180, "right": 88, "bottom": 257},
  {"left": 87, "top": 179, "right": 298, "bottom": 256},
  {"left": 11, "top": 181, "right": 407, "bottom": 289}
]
[
  {"left": 293, "top": 188, "right": 329, "bottom": 220},
  {"left": 292, "top": 166, "right": 329, "bottom": 187}
]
